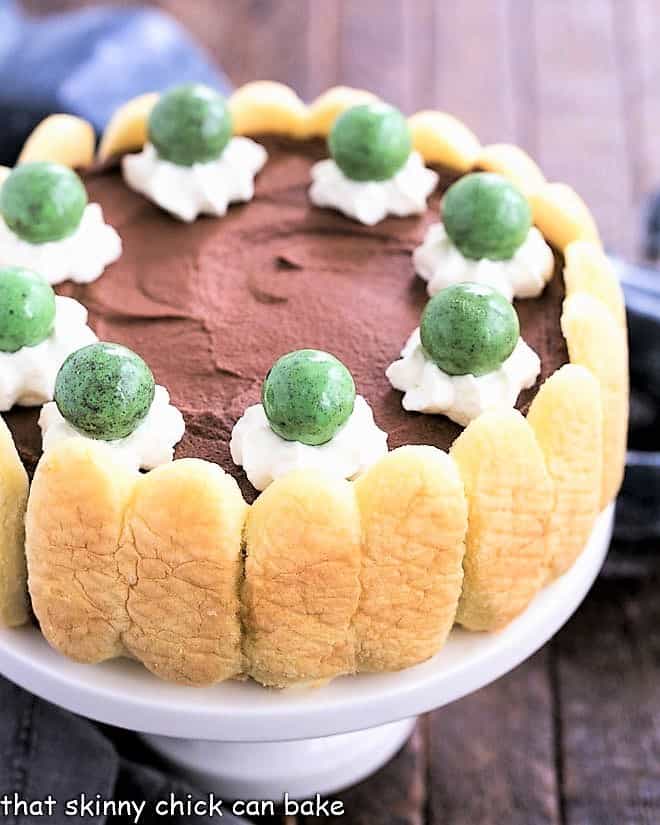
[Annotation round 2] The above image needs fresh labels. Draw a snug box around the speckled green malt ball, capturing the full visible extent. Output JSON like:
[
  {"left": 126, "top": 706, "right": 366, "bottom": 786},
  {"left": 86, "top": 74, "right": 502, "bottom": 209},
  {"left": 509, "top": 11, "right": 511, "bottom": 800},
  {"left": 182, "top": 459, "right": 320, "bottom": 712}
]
[
  {"left": 442, "top": 172, "right": 532, "bottom": 261},
  {"left": 262, "top": 349, "right": 356, "bottom": 446},
  {"left": 54, "top": 342, "right": 155, "bottom": 440},
  {"left": 148, "top": 83, "right": 233, "bottom": 166},
  {"left": 328, "top": 103, "right": 412, "bottom": 182},
  {"left": 0, "top": 266, "right": 56, "bottom": 352},
  {"left": 0, "top": 162, "right": 87, "bottom": 244},
  {"left": 420, "top": 282, "right": 520, "bottom": 376}
]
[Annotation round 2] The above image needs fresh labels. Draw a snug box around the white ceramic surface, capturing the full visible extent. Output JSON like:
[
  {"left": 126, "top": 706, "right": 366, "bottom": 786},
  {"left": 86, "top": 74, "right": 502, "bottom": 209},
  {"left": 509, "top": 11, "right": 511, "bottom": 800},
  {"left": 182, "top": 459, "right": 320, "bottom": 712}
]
[
  {"left": 142, "top": 718, "right": 416, "bottom": 800},
  {"left": 0, "top": 505, "right": 613, "bottom": 745}
]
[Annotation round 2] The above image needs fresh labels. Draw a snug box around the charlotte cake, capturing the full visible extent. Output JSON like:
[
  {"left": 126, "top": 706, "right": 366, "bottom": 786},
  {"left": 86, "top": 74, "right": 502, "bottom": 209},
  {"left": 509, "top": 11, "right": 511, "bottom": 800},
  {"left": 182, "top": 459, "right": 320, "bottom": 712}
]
[{"left": 0, "top": 82, "right": 628, "bottom": 688}]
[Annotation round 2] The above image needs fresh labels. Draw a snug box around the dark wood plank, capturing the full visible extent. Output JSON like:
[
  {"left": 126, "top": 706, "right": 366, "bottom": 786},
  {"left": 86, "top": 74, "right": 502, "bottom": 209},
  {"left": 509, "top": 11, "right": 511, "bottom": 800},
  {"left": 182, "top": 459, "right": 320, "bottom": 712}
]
[
  {"left": 338, "top": 0, "right": 416, "bottom": 111},
  {"left": 157, "top": 0, "right": 311, "bottom": 94},
  {"left": 305, "top": 1, "right": 342, "bottom": 100},
  {"left": 615, "top": 0, "right": 660, "bottom": 262},
  {"left": 400, "top": 0, "right": 436, "bottom": 114},
  {"left": 507, "top": 0, "right": 538, "bottom": 157},
  {"left": 426, "top": 654, "right": 560, "bottom": 825},
  {"left": 299, "top": 721, "right": 426, "bottom": 825},
  {"left": 531, "top": 0, "right": 634, "bottom": 256},
  {"left": 432, "top": 0, "right": 518, "bottom": 144},
  {"left": 553, "top": 566, "right": 660, "bottom": 825}
]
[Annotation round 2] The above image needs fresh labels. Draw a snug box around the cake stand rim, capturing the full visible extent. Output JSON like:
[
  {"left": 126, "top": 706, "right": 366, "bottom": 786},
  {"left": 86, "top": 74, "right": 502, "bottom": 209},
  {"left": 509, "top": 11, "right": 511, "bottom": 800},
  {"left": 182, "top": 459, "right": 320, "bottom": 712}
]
[{"left": 0, "top": 504, "right": 613, "bottom": 742}]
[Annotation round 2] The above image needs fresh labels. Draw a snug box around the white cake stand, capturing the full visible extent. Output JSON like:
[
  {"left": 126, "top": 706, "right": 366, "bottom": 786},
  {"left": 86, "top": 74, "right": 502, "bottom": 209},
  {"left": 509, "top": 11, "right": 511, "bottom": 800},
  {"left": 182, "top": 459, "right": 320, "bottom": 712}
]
[{"left": 0, "top": 506, "right": 613, "bottom": 801}]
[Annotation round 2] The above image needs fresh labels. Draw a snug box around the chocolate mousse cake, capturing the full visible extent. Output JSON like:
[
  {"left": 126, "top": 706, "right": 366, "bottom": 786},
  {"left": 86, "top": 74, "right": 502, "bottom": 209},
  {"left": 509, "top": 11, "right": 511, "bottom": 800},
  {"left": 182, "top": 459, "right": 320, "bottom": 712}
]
[
  {"left": 0, "top": 83, "right": 628, "bottom": 688},
  {"left": 5, "top": 136, "right": 567, "bottom": 503}
]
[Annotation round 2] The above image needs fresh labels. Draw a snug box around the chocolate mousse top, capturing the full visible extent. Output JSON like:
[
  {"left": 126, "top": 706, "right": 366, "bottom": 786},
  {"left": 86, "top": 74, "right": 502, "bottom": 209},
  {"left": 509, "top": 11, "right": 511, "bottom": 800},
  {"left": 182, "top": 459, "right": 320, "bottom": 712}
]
[{"left": 4, "top": 137, "right": 567, "bottom": 503}]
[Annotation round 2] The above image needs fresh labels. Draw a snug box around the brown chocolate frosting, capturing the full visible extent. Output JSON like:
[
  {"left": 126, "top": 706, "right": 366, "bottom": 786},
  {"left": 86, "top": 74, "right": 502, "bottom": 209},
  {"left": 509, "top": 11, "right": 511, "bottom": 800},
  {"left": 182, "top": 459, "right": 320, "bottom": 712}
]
[{"left": 4, "top": 137, "right": 567, "bottom": 503}]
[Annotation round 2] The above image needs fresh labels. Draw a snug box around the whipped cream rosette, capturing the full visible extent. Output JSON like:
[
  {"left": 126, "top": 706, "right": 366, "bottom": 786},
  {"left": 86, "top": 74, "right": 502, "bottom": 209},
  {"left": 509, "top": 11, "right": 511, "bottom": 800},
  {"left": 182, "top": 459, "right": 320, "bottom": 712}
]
[
  {"left": 122, "top": 84, "right": 267, "bottom": 221},
  {"left": 231, "top": 348, "right": 388, "bottom": 490},
  {"left": 39, "top": 342, "right": 185, "bottom": 472},
  {"left": 0, "top": 162, "right": 121, "bottom": 285},
  {"left": 414, "top": 172, "right": 553, "bottom": 300},
  {"left": 309, "top": 102, "right": 437, "bottom": 224},
  {"left": 0, "top": 266, "right": 97, "bottom": 410},
  {"left": 387, "top": 282, "right": 540, "bottom": 425}
]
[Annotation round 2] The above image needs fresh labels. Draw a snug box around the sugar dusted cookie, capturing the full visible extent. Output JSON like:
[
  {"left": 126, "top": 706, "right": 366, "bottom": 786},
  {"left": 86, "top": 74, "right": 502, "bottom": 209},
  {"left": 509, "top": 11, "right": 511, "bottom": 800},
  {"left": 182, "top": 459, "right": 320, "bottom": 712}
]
[
  {"left": 354, "top": 446, "right": 467, "bottom": 671},
  {"left": 0, "top": 417, "right": 29, "bottom": 627},
  {"left": 242, "top": 469, "right": 361, "bottom": 687}
]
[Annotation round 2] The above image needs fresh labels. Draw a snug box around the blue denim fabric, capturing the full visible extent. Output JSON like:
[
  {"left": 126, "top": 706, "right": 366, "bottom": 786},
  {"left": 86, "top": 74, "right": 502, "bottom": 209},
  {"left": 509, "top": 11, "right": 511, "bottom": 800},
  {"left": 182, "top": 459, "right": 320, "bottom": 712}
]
[
  {"left": 0, "top": 1, "right": 230, "bottom": 165},
  {"left": 0, "top": 676, "right": 244, "bottom": 824}
]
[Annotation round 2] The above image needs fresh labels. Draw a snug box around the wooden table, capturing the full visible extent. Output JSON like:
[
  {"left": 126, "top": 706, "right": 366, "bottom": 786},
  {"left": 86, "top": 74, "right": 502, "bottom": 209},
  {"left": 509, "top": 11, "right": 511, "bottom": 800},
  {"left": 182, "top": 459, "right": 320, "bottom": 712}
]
[{"left": 22, "top": 2, "right": 660, "bottom": 822}]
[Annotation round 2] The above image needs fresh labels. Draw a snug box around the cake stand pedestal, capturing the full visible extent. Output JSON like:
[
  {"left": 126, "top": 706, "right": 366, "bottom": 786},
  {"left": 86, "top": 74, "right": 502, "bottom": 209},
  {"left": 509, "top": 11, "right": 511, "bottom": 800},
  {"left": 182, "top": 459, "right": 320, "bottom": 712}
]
[
  {"left": 0, "top": 506, "right": 613, "bottom": 801},
  {"left": 142, "top": 718, "right": 415, "bottom": 800}
]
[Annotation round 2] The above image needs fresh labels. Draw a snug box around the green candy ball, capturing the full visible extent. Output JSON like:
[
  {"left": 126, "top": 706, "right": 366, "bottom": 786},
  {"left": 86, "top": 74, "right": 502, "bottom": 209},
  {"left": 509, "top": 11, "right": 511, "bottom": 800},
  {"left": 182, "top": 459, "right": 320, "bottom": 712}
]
[
  {"left": 0, "top": 162, "right": 87, "bottom": 244},
  {"left": 442, "top": 172, "right": 532, "bottom": 261},
  {"left": 148, "top": 83, "right": 233, "bottom": 166},
  {"left": 262, "top": 349, "right": 356, "bottom": 446},
  {"left": 0, "top": 267, "right": 56, "bottom": 352},
  {"left": 54, "top": 342, "right": 155, "bottom": 441},
  {"left": 420, "top": 283, "right": 519, "bottom": 376},
  {"left": 328, "top": 103, "right": 412, "bottom": 182}
]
